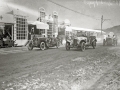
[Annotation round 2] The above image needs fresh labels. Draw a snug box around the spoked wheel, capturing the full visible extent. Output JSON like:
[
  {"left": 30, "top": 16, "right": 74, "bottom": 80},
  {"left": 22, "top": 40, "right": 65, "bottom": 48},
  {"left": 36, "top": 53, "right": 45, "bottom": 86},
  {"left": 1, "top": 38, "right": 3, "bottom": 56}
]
[
  {"left": 40, "top": 42, "right": 46, "bottom": 50},
  {"left": 92, "top": 41, "right": 96, "bottom": 49},
  {"left": 81, "top": 42, "right": 85, "bottom": 52},
  {"left": 28, "top": 42, "right": 33, "bottom": 50},
  {"left": 66, "top": 42, "right": 70, "bottom": 50}
]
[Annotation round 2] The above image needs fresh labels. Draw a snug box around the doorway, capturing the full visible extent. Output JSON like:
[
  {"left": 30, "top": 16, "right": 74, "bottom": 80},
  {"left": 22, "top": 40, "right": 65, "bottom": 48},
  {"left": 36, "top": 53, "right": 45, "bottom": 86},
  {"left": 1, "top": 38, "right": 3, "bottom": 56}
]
[{"left": 4, "top": 24, "right": 13, "bottom": 40}]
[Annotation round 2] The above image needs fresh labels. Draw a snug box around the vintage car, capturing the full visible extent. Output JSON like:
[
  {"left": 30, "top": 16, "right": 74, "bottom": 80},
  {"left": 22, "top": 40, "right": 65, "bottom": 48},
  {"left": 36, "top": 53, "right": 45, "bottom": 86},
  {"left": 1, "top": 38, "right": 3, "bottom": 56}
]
[
  {"left": 104, "top": 37, "right": 117, "bottom": 46},
  {"left": 103, "top": 32, "right": 117, "bottom": 46},
  {"left": 66, "top": 35, "right": 97, "bottom": 51},
  {"left": 27, "top": 35, "right": 59, "bottom": 50}
]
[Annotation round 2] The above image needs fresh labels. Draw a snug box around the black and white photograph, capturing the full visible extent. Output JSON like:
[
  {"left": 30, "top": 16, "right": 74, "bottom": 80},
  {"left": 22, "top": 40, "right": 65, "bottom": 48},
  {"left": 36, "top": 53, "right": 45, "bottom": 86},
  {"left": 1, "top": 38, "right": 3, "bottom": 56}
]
[{"left": 0, "top": 0, "right": 120, "bottom": 90}]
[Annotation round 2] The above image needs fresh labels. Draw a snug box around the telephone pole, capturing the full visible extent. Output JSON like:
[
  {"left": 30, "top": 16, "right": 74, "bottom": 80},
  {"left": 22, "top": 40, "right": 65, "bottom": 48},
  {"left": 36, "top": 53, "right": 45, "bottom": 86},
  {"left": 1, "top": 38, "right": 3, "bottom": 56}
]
[{"left": 101, "top": 15, "right": 110, "bottom": 35}]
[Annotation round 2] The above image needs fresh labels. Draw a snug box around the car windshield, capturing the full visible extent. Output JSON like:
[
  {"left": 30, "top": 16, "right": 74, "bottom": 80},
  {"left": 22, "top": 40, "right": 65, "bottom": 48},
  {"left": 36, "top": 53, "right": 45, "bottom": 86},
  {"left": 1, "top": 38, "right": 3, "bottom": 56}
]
[{"left": 77, "top": 32, "right": 85, "bottom": 37}]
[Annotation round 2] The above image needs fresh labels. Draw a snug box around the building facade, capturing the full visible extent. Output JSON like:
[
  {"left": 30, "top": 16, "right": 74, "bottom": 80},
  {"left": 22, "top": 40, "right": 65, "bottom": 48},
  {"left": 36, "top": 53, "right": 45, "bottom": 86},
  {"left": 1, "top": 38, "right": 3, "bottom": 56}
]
[{"left": 0, "top": 13, "right": 28, "bottom": 46}]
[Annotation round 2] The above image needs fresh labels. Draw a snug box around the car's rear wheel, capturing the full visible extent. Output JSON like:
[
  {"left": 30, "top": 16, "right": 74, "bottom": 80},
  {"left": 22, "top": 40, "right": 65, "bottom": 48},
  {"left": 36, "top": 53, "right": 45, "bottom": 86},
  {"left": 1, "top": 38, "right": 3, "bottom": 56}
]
[
  {"left": 28, "top": 42, "right": 33, "bottom": 50},
  {"left": 40, "top": 42, "right": 46, "bottom": 50},
  {"left": 81, "top": 42, "right": 85, "bottom": 51},
  {"left": 66, "top": 42, "right": 70, "bottom": 50},
  {"left": 92, "top": 41, "right": 96, "bottom": 49}
]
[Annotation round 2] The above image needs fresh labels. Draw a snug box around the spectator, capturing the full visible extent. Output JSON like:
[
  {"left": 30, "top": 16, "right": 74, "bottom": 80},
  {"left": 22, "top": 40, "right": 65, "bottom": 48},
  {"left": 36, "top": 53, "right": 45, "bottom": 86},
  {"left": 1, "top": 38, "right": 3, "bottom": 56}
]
[{"left": 31, "top": 27, "right": 35, "bottom": 40}]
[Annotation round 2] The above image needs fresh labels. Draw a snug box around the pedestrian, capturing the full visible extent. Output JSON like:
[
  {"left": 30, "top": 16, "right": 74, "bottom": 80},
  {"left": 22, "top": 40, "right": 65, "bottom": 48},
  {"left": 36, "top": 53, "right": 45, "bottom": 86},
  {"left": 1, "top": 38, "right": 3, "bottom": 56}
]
[
  {"left": 112, "top": 35, "right": 117, "bottom": 46},
  {"left": 103, "top": 34, "right": 107, "bottom": 46},
  {"left": 31, "top": 27, "right": 35, "bottom": 40}
]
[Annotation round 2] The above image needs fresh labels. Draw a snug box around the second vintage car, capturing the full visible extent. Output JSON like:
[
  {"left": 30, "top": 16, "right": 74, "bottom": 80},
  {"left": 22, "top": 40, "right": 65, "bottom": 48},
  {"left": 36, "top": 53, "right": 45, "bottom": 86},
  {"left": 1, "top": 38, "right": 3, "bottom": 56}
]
[
  {"left": 66, "top": 30, "right": 97, "bottom": 51},
  {"left": 27, "top": 35, "right": 59, "bottom": 50}
]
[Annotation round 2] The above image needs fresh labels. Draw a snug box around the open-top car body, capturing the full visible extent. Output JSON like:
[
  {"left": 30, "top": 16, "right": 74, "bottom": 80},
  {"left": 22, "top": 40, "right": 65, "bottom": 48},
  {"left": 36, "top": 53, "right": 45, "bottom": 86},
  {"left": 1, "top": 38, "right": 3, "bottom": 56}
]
[
  {"left": 28, "top": 35, "right": 59, "bottom": 50},
  {"left": 66, "top": 30, "right": 97, "bottom": 51},
  {"left": 27, "top": 21, "right": 59, "bottom": 50},
  {"left": 103, "top": 32, "right": 118, "bottom": 46}
]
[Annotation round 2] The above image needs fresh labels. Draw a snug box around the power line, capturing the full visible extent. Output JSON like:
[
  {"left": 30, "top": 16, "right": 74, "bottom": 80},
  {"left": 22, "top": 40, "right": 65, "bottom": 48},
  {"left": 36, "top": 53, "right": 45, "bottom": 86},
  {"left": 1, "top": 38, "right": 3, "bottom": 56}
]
[
  {"left": 6, "top": 2, "right": 11, "bottom": 11},
  {"left": 47, "top": 0, "right": 98, "bottom": 19}
]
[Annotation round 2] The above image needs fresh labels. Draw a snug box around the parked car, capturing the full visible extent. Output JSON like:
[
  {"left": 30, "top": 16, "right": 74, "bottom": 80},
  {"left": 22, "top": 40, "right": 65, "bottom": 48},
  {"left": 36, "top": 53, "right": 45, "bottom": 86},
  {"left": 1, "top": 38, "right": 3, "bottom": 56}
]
[
  {"left": 27, "top": 35, "right": 59, "bottom": 50},
  {"left": 66, "top": 35, "right": 97, "bottom": 52}
]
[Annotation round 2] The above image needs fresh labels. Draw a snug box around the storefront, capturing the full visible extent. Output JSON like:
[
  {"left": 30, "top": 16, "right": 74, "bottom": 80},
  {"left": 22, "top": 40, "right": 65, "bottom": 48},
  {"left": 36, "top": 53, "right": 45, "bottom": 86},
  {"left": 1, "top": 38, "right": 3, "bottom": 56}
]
[
  {"left": 0, "top": 14, "right": 28, "bottom": 46},
  {"left": 13, "top": 15, "right": 28, "bottom": 46}
]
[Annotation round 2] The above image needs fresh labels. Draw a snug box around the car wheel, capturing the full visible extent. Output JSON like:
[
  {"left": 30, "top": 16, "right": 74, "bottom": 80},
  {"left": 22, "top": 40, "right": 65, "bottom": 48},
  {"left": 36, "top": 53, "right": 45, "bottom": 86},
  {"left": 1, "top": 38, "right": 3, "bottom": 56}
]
[
  {"left": 40, "top": 42, "right": 46, "bottom": 50},
  {"left": 81, "top": 42, "right": 85, "bottom": 51},
  {"left": 28, "top": 42, "right": 33, "bottom": 50},
  {"left": 92, "top": 41, "right": 96, "bottom": 49},
  {"left": 66, "top": 42, "right": 70, "bottom": 50}
]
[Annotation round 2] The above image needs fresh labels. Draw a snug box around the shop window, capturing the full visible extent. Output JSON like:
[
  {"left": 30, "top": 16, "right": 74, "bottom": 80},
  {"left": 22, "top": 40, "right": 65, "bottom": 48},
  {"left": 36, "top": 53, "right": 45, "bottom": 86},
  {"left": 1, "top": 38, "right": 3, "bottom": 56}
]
[{"left": 16, "top": 17, "right": 27, "bottom": 40}]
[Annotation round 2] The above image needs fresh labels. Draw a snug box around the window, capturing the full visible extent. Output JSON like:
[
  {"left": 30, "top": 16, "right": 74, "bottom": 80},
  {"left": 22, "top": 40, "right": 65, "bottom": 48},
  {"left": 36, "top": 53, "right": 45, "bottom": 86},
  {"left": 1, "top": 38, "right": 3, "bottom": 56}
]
[{"left": 16, "top": 17, "right": 27, "bottom": 40}]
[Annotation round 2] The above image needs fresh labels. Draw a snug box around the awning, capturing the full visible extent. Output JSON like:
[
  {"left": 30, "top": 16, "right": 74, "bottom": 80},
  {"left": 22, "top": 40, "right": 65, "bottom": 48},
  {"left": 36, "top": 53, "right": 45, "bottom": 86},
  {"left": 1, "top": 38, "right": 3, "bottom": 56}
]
[{"left": 31, "top": 21, "right": 49, "bottom": 29}]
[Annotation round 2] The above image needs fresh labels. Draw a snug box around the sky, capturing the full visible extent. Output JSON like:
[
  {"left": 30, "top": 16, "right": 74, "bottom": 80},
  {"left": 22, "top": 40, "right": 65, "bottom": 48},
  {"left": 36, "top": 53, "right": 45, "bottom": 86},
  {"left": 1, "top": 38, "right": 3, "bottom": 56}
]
[{"left": 0, "top": 0, "right": 120, "bottom": 30}]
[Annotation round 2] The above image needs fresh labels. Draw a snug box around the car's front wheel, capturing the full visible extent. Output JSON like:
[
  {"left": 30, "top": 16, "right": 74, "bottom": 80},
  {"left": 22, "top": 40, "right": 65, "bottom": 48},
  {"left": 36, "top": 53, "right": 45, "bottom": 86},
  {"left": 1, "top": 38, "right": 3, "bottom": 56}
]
[
  {"left": 28, "top": 42, "right": 33, "bottom": 50},
  {"left": 81, "top": 42, "right": 85, "bottom": 51},
  {"left": 40, "top": 42, "right": 46, "bottom": 50},
  {"left": 92, "top": 41, "right": 96, "bottom": 49}
]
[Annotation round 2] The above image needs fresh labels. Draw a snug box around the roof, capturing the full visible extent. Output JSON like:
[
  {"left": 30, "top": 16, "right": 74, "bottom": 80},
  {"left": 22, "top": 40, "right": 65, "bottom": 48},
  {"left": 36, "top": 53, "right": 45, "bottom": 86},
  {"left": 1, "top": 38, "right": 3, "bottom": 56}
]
[{"left": 0, "top": 14, "right": 14, "bottom": 24}]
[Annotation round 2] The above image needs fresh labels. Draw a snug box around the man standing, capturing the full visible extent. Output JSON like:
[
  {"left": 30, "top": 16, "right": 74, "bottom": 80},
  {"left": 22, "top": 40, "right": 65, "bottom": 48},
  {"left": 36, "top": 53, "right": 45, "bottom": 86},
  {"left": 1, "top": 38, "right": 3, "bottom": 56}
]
[
  {"left": 103, "top": 34, "right": 107, "bottom": 46},
  {"left": 112, "top": 35, "right": 117, "bottom": 46},
  {"left": 31, "top": 27, "right": 35, "bottom": 40}
]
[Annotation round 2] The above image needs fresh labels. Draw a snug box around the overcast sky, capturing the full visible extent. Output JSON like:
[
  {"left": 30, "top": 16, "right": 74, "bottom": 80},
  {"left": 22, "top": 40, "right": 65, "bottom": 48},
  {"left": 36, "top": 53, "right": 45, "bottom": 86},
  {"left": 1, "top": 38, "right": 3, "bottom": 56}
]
[{"left": 0, "top": 0, "right": 120, "bottom": 29}]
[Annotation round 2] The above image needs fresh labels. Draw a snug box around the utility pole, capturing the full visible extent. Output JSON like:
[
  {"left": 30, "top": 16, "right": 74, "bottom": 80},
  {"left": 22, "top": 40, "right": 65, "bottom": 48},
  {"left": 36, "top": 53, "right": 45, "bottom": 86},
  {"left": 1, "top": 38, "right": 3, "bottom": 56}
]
[
  {"left": 101, "top": 15, "right": 103, "bottom": 35},
  {"left": 101, "top": 15, "right": 110, "bottom": 35}
]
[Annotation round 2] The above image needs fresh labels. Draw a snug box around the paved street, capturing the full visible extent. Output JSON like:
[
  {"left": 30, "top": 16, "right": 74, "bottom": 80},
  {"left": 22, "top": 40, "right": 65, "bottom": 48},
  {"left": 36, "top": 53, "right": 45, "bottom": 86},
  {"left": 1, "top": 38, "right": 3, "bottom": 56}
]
[{"left": 0, "top": 44, "right": 120, "bottom": 90}]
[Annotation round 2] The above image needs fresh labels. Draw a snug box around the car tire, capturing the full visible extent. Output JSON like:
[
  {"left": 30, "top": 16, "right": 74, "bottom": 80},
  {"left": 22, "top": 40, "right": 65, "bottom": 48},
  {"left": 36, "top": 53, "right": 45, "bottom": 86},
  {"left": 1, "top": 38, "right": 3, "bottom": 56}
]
[
  {"left": 28, "top": 42, "right": 33, "bottom": 50},
  {"left": 66, "top": 42, "right": 70, "bottom": 50},
  {"left": 40, "top": 42, "right": 46, "bottom": 50},
  {"left": 81, "top": 42, "right": 85, "bottom": 51}
]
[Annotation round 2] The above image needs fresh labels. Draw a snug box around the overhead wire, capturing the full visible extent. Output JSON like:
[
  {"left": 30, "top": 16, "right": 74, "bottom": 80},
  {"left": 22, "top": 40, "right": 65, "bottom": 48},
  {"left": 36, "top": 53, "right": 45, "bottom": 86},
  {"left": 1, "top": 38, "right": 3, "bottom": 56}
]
[
  {"left": 6, "top": 2, "right": 11, "bottom": 11},
  {"left": 47, "top": 0, "right": 99, "bottom": 20}
]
